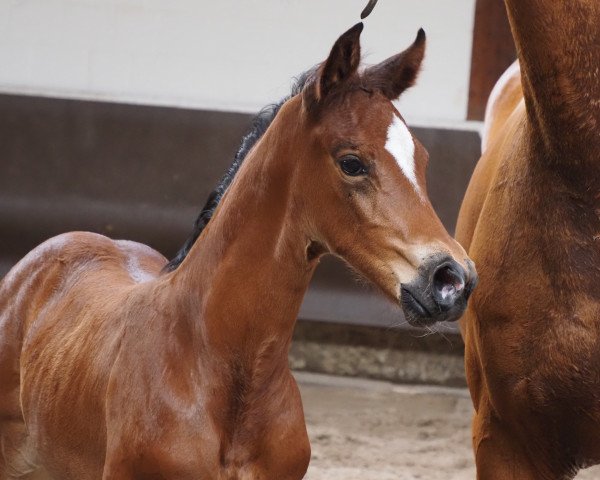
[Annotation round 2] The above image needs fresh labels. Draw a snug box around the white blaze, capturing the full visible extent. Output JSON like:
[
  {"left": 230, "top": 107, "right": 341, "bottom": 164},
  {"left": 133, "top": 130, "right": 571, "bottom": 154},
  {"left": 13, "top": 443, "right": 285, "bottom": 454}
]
[{"left": 385, "top": 114, "right": 422, "bottom": 200}]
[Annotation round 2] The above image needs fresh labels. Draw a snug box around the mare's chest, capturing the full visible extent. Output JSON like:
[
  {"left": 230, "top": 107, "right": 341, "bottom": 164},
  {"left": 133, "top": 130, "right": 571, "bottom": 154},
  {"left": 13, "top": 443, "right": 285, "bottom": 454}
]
[{"left": 472, "top": 246, "right": 600, "bottom": 418}]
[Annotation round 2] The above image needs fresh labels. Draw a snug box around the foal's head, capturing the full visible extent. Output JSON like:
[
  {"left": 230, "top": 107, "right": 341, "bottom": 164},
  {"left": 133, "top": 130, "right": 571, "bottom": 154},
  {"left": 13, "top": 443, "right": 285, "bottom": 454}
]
[
  {"left": 168, "top": 23, "right": 478, "bottom": 326},
  {"left": 284, "top": 23, "right": 477, "bottom": 326}
]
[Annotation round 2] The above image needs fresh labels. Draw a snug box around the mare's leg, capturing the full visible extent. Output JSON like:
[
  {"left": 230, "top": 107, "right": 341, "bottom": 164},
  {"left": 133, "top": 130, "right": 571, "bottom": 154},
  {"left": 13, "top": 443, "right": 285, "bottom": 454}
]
[
  {"left": 473, "top": 400, "right": 573, "bottom": 480},
  {"left": 101, "top": 469, "right": 133, "bottom": 480}
]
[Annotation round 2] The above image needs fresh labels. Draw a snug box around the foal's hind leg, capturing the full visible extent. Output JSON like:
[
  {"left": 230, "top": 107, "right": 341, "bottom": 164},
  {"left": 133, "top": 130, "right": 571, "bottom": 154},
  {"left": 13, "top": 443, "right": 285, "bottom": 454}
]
[
  {"left": 0, "top": 336, "right": 29, "bottom": 479},
  {"left": 0, "top": 420, "right": 42, "bottom": 479},
  {"left": 0, "top": 324, "right": 49, "bottom": 479},
  {"left": 0, "top": 381, "right": 51, "bottom": 480},
  {"left": 0, "top": 368, "right": 48, "bottom": 479}
]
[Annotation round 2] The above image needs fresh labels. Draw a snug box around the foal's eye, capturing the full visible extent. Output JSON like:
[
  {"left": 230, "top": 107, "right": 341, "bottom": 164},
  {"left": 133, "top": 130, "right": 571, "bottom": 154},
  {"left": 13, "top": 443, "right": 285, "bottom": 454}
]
[{"left": 339, "top": 155, "right": 368, "bottom": 176}]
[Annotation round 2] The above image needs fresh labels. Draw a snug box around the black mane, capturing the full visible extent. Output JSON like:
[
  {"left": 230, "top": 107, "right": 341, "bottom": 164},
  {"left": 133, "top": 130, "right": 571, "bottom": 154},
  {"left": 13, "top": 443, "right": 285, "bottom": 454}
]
[{"left": 163, "top": 69, "right": 315, "bottom": 272}]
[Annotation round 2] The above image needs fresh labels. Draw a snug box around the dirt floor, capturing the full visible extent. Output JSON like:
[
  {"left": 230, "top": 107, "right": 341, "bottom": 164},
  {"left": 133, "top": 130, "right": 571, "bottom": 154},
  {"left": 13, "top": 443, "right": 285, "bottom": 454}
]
[{"left": 297, "top": 372, "right": 600, "bottom": 480}]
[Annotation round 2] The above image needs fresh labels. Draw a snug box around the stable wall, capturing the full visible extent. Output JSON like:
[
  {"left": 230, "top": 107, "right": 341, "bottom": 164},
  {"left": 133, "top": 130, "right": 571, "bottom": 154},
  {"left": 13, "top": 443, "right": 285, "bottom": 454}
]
[{"left": 0, "top": 0, "right": 477, "bottom": 126}]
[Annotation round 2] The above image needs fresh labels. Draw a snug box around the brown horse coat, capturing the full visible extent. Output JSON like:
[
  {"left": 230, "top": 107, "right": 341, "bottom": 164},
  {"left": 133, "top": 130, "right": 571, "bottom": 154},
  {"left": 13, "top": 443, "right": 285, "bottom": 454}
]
[{"left": 457, "top": 1, "right": 600, "bottom": 478}]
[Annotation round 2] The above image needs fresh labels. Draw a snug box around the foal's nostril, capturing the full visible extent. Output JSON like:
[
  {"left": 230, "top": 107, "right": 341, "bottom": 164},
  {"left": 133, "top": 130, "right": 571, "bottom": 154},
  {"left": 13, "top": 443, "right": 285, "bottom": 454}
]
[{"left": 432, "top": 263, "right": 466, "bottom": 308}]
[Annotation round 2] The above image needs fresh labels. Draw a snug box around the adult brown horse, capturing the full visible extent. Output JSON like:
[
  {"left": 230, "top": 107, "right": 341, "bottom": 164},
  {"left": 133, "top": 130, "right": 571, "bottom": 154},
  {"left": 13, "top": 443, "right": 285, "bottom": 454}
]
[
  {"left": 457, "top": 1, "right": 600, "bottom": 478},
  {"left": 0, "top": 23, "right": 477, "bottom": 480}
]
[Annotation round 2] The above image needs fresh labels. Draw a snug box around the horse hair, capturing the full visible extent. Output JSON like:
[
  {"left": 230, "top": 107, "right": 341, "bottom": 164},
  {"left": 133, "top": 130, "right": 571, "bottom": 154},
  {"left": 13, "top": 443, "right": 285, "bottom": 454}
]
[{"left": 163, "top": 68, "right": 316, "bottom": 272}]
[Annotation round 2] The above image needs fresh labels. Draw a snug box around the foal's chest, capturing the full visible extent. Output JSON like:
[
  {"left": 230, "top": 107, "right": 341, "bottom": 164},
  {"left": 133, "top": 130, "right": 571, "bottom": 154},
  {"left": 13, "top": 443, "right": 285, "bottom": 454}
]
[
  {"left": 154, "top": 387, "right": 311, "bottom": 479},
  {"left": 216, "top": 415, "right": 311, "bottom": 480}
]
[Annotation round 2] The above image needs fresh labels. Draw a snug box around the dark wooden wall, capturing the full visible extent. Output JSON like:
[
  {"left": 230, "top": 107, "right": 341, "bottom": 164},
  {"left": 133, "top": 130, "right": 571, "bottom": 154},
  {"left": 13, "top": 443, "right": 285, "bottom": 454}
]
[{"left": 468, "top": 0, "right": 517, "bottom": 120}]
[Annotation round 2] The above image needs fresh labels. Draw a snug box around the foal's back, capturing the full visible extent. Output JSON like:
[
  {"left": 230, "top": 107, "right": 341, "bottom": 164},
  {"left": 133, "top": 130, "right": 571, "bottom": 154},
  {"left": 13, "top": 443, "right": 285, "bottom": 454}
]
[{"left": 0, "top": 232, "right": 165, "bottom": 479}]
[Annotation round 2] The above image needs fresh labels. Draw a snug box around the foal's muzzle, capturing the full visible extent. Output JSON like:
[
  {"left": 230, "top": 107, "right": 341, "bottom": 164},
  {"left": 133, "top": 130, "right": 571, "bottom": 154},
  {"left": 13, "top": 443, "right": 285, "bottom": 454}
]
[{"left": 400, "top": 256, "right": 478, "bottom": 327}]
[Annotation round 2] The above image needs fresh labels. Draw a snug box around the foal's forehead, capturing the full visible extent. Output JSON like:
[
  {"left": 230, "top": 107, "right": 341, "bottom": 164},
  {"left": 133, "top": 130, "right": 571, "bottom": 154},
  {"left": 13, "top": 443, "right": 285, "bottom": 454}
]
[
  {"left": 332, "top": 91, "right": 423, "bottom": 199},
  {"left": 321, "top": 90, "right": 405, "bottom": 144}
]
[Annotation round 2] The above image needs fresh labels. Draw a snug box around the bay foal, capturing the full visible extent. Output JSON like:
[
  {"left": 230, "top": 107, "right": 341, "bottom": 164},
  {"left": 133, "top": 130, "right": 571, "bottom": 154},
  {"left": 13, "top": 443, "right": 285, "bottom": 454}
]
[
  {"left": 457, "top": 1, "right": 600, "bottom": 478},
  {"left": 0, "top": 24, "right": 476, "bottom": 480}
]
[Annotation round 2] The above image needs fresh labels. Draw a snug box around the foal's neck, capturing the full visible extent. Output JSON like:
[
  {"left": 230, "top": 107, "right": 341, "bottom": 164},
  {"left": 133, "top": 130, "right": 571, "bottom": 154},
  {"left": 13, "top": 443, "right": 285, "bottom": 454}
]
[
  {"left": 506, "top": 0, "right": 600, "bottom": 161},
  {"left": 171, "top": 100, "right": 314, "bottom": 368}
]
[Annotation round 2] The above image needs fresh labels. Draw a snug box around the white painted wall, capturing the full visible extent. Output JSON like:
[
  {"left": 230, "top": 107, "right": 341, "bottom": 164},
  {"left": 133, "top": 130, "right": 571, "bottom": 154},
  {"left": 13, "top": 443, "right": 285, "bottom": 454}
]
[{"left": 0, "top": 0, "right": 476, "bottom": 125}]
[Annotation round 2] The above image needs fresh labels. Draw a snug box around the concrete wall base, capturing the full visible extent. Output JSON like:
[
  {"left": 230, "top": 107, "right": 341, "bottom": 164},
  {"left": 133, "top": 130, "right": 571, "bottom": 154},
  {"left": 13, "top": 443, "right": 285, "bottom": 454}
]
[{"left": 290, "top": 321, "right": 466, "bottom": 387}]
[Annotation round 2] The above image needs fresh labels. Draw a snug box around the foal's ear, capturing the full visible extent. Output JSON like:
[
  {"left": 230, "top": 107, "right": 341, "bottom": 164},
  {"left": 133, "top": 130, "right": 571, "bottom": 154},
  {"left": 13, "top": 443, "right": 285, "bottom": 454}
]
[
  {"left": 305, "top": 22, "right": 363, "bottom": 106},
  {"left": 364, "top": 28, "right": 426, "bottom": 100}
]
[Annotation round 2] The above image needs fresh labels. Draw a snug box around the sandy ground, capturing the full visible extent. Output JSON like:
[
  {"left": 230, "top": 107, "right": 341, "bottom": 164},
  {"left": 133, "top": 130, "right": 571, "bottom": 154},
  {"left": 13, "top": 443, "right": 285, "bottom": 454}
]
[{"left": 297, "top": 372, "right": 600, "bottom": 480}]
